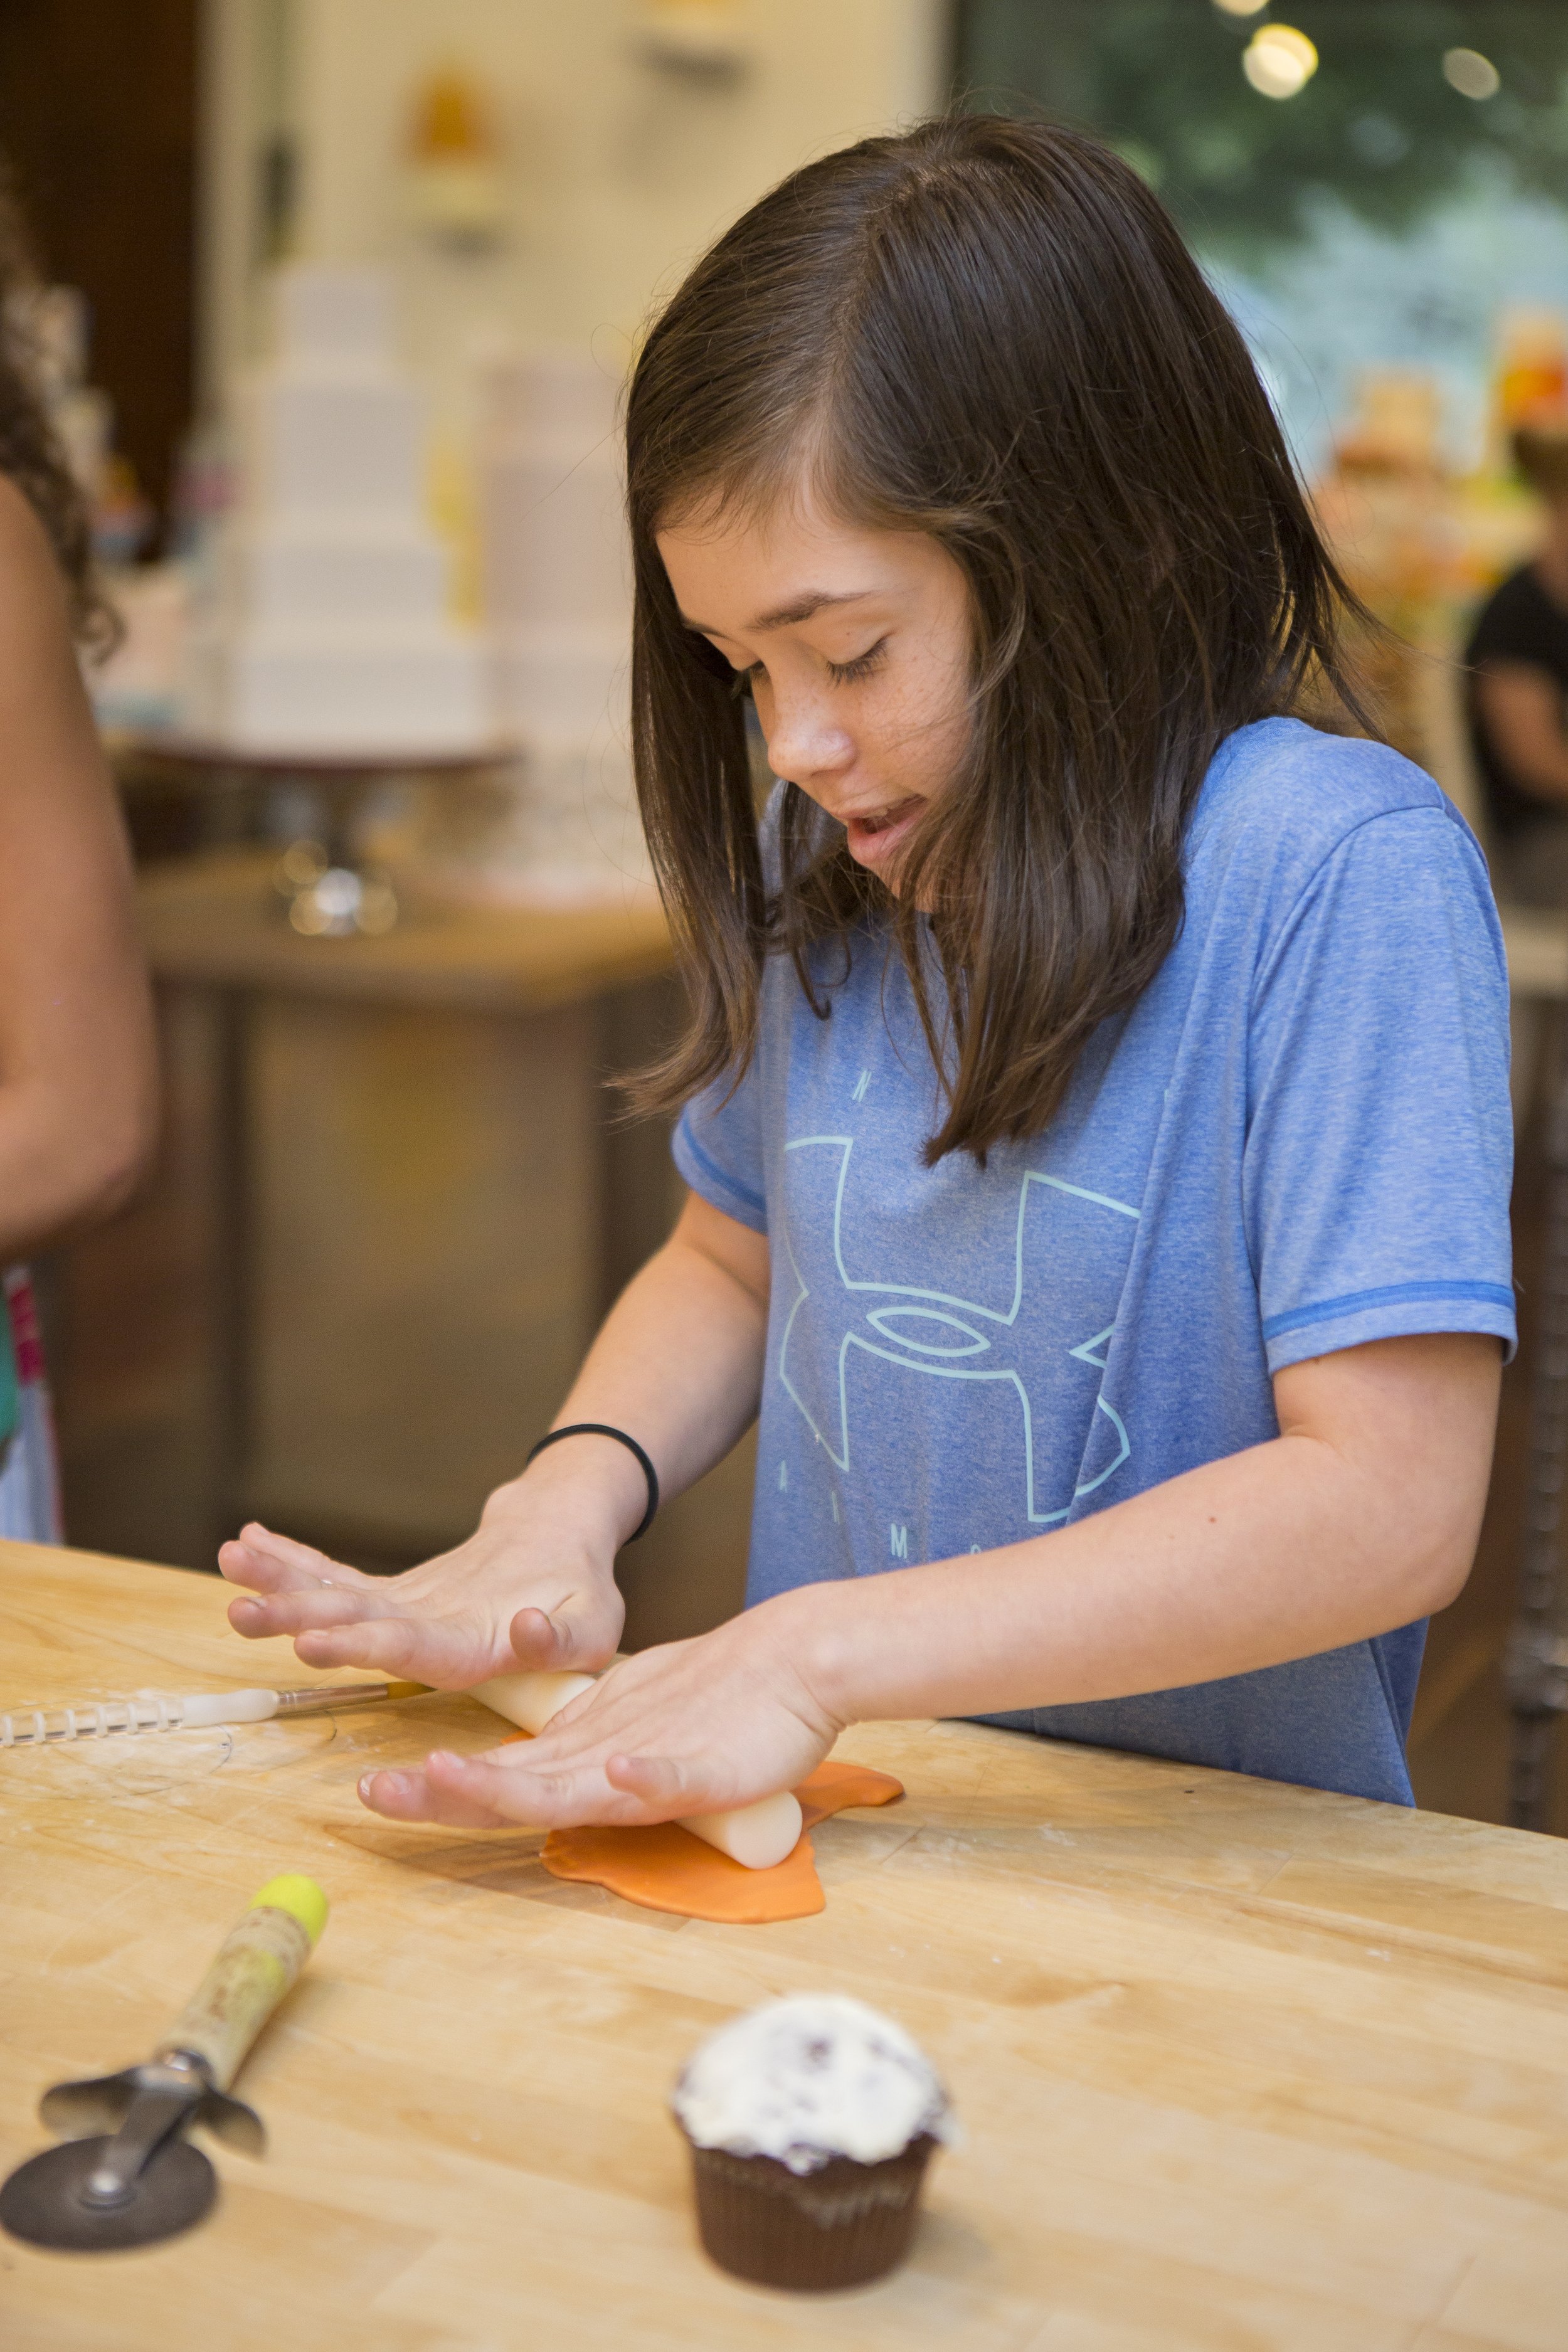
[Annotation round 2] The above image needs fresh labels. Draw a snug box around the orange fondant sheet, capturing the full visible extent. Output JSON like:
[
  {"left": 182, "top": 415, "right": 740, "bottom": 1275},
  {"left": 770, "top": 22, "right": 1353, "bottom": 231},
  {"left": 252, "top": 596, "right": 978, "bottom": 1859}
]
[{"left": 537, "top": 1761, "right": 905, "bottom": 1923}]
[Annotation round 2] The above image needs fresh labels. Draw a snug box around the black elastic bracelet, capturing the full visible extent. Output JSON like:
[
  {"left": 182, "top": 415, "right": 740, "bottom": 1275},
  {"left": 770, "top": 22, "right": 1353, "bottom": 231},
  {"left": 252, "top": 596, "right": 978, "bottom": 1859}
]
[{"left": 524, "top": 1422, "right": 659, "bottom": 1543}]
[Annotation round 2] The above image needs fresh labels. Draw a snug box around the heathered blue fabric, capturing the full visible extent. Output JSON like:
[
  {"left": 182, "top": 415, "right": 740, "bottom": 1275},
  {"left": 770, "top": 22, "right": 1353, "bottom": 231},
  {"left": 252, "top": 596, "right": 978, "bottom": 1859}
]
[{"left": 672, "top": 719, "right": 1517, "bottom": 1804}]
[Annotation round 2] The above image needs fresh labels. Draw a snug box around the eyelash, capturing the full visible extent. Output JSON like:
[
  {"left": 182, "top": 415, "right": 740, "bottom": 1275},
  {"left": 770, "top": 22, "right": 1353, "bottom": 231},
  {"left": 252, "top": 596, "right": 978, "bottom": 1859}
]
[
  {"left": 827, "top": 639, "right": 888, "bottom": 684},
  {"left": 733, "top": 639, "right": 889, "bottom": 696}
]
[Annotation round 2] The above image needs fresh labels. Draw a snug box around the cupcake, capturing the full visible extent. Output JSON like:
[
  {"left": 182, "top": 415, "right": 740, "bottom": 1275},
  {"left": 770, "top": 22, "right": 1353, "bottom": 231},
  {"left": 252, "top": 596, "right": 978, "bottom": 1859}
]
[{"left": 671, "top": 1993, "right": 956, "bottom": 2291}]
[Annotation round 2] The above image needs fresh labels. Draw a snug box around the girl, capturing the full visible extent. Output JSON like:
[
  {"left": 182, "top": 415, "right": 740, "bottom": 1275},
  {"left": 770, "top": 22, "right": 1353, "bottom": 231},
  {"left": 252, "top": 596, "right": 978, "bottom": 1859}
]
[{"left": 221, "top": 117, "right": 1512, "bottom": 1827}]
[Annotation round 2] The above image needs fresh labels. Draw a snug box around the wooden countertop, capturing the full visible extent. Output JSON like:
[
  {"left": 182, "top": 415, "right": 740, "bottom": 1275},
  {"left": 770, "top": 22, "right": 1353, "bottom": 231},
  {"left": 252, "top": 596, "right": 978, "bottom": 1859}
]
[
  {"left": 138, "top": 852, "right": 674, "bottom": 1013},
  {"left": 3, "top": 1544, "right": 1567, "bottom": 2349}
]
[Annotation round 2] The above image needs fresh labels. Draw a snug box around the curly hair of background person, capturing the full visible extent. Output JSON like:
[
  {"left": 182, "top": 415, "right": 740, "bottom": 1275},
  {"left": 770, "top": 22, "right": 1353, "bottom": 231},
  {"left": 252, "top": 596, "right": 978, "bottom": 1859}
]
[{"left": 0, "top": 171, "right": 115, "bottom": 652}]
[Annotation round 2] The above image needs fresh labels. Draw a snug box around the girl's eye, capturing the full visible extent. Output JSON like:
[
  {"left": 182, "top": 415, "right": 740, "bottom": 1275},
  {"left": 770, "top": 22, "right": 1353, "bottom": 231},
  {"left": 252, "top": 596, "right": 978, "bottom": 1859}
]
[
  {"left": 827, "top": 638, "right": 888, "bottom": 686},
  {"left": 730, "top": 662, "right": 765, "bottom": 700}
]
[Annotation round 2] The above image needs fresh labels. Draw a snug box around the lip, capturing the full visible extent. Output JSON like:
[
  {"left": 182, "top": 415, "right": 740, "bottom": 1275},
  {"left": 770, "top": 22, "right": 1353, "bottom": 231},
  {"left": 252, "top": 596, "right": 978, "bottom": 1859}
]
[{"left": 840, "top": 795, "right": 925, "bottom": 869}]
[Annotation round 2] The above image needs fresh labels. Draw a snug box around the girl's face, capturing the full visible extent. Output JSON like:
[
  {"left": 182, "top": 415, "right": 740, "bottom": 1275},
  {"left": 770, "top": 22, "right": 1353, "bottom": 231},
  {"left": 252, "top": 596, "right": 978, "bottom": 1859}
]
[{"left": 657, "top": 489, "right": 973, "bottom": 884}]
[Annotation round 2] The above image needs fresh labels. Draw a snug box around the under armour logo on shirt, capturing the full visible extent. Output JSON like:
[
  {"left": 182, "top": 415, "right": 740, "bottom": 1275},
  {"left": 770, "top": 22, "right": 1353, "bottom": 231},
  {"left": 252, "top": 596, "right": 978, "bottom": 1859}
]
[{"left": 776, "top": 1135, "right": 1138, "bottom": 1525}]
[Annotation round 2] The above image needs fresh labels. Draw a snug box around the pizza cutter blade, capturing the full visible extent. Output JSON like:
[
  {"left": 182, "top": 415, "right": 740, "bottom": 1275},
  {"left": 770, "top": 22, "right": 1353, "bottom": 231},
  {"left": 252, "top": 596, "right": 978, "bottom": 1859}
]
[
  {"left": 0, "top": 1873, "right": 327, "bottom": 2253},
  {"left": 0, "top": 2077, "right": 216, "bottom": 2251}
]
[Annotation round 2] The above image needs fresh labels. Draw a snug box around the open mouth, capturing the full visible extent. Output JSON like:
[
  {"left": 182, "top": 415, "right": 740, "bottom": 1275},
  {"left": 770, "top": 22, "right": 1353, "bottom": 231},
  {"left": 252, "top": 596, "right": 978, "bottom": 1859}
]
[{"left": 843, "top": 796, "right": 924, "bottom": 863}]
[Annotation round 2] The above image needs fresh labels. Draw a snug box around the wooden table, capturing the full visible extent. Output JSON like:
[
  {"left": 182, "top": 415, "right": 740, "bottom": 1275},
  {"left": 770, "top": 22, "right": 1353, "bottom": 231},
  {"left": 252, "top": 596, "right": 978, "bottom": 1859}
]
[{"left": 4, "top": 1546, "right": 1568, "bottom": 2349}]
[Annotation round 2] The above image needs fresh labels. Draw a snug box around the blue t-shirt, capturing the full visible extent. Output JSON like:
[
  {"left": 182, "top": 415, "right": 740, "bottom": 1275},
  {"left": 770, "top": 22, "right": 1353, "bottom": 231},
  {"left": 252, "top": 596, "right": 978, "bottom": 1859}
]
[{"left": 672, "top": 719, "right": 1516, "bottom": 1804}]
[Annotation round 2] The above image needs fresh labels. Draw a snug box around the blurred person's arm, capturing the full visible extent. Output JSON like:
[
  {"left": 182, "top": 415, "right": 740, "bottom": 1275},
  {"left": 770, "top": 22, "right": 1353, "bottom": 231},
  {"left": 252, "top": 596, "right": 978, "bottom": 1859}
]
[
  {"left": 1474, "top": 660, "right": 1568, "bottom": 804},
  {"left": 0, "top": 475, "right": 157, "bottom": 1256}
]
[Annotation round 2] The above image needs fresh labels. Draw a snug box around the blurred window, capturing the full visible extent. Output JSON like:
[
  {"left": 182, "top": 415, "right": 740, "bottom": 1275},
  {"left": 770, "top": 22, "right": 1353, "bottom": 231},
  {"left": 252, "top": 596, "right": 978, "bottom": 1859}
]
[{"left": 956, "top": 2, "right": 1568, "bottom": 470}]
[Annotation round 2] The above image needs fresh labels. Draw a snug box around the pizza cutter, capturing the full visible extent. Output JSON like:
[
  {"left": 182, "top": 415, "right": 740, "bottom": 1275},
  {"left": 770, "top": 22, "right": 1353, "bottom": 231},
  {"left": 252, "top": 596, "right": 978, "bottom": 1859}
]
[{"left": 0, "top": 1873, "right": 327, "bottom": 2252}]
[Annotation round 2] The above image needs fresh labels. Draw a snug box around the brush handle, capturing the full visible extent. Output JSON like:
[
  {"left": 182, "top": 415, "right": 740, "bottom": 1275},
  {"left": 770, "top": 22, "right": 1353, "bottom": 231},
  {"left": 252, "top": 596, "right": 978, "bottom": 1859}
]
[
  {"left": 156, "top": 1877, "right": 328, "bottom": 2090},
  {"left": 271, "top": 1679, "right": 427, "bottom": 1718},
  {"left": 177, "top": 1679, "right": 427, "bottom": 1728}
]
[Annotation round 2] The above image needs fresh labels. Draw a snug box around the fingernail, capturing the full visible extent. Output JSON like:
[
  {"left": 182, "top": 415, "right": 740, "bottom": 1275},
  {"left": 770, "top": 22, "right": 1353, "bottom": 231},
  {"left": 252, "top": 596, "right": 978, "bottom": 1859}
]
[{"left": 368, "top": 1771, "right": 411, "bottom": 1799}]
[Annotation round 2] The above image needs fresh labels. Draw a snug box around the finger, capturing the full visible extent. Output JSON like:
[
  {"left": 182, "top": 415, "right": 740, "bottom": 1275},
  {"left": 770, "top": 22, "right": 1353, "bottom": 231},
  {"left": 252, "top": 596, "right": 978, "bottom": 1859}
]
[
  {"left": 356, "top": 1761, "right": 511, "bottom": 1830},
  {"left": 225, "top": 1585, "right": 390, "bottom": 1640},
  {"left": 426, "top": 1747, "right": 644, "bottom": 1829},
  {"left": 218, "top": 1525, "right": 369, "bottom": 1594},
  {"left": 603, "top": 1752, "right": 702, "bottom": 1808},
  {"left": 226, "top": 1594, "right": 280, "bottom": 1640},
  {"left": 534, "top": 1682, "right": 600, "bottom": 1735},
  {"left": 218, "top": 1541, "right": 310, "bottom": 1597},
  {"left": 292, "top": 1616, "right": 487, "bottom": 1685},
  {"left": 240, "top": 1521, "right": 366, "bottom": 1577},
  {"left": 508, "top": 1601, "right": 620, "bottom": 1674},
  {"left": 507, "top": 1605, "right": 574, "bottom": 1671}
]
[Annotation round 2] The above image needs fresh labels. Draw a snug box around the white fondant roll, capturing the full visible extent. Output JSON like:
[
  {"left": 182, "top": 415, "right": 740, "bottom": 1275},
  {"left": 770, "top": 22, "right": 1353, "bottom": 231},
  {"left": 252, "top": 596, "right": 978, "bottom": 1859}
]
[
  {"left": 471, "top": 1670, "right": 805, "bottom": 1868},
  {"left": 472, "top": 1669, "right": 595, "bottom": 1736},
  {"left": 679, "top": 1789, "right": 804, "bottom": 1871}
]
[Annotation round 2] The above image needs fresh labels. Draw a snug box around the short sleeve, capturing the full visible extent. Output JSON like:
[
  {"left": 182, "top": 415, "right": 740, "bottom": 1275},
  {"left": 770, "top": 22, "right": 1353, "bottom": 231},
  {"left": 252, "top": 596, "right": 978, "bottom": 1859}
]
[
  {"left": 673, "top": 1056, "right": 768, "bottom": 1234},
  {"left": 1244, "top": 805, "right": 1516, "bottom": 1375}
]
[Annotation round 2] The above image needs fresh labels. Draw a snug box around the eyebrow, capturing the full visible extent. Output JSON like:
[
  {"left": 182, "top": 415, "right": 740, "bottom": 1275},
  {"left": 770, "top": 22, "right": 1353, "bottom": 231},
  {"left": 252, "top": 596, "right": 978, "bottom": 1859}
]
[{"left": 680, "top": 588, "right": 874, "bottom": 637}]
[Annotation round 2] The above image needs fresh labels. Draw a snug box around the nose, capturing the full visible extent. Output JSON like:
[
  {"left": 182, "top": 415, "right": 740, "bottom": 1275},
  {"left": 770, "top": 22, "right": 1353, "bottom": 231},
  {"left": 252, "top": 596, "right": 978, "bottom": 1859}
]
[{"left": 760, "top": 680, "right": 855, "bottom": 789}]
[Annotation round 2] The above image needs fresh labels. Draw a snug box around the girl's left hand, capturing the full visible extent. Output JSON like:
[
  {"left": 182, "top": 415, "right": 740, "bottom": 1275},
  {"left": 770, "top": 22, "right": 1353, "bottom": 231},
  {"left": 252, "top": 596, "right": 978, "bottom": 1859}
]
[{"left": 356, "top": 1591, "right": 844, "bottom": 1830}]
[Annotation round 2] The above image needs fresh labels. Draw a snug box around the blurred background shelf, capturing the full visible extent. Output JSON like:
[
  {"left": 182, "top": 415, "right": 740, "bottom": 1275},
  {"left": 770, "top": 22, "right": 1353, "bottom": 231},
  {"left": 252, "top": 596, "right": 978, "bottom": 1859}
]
[{"left": 137, "top": 844, "right": 674, "bottom": 1009}]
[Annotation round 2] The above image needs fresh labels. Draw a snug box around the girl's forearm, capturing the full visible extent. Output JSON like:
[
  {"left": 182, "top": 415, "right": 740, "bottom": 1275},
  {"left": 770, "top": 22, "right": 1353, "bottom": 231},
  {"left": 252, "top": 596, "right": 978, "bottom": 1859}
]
[
  {"left": 556, "top": 1225, "right": 767, "bottom": 1489},
  {"left": 794, "top": 1338, "right": 1495, "bottom": 1725},
  {"left": 485, "top": 1204, "right": 768, "bottom": 1549},
  {"left": 794, "top": 1439, "right": 1424, "bottom": 1725}
]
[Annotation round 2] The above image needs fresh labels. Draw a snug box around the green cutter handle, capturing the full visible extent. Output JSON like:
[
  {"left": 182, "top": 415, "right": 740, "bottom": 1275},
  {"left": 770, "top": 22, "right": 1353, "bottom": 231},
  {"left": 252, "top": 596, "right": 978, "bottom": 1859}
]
[{"left": 155, "top": 1876, "right": 328, "bottom": 2092}]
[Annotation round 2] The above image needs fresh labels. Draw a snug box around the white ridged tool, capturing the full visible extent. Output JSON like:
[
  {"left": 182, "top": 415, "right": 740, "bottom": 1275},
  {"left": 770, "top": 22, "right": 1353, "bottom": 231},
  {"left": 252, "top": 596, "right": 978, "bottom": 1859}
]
[{"left": 0, "top": 1680, "right": 428, "bottom": 1749}]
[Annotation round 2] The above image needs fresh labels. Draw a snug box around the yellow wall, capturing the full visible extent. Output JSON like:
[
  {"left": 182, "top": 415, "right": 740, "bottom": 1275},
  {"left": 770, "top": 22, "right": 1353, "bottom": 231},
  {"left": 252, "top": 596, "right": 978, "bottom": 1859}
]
[{"left": 201, "top": 0, "right": 946, "bottom": 396}]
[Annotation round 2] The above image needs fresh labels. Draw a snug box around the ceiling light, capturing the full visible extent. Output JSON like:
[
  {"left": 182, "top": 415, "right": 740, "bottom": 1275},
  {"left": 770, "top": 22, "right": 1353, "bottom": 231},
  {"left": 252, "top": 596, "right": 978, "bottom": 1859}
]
[
  {"left": 1243, "top": 24, "right": 1320, "bottom": 99},
  {"left": 1443, "top": 48, "right": 1501, "bottom": 101},
  {"left": 1212, "top": 0, "right": 1269, "bottom": 14}
]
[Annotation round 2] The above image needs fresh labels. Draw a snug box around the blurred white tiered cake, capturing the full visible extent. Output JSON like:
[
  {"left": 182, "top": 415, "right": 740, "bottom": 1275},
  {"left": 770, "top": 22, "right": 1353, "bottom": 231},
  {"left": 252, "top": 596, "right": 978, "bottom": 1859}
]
[
  {"left": 476, "top": 347, "right": 649, "bottom": 895},
  {"left": 186, "top": 266, "right": 492, "bottom": 756}
]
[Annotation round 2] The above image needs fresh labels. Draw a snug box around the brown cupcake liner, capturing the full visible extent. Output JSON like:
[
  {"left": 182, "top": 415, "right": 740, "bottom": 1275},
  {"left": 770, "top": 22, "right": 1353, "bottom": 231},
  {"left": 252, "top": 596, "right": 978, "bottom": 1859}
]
[{"left": 687, "top": 2132, "right": 936, "bottom": 2291}]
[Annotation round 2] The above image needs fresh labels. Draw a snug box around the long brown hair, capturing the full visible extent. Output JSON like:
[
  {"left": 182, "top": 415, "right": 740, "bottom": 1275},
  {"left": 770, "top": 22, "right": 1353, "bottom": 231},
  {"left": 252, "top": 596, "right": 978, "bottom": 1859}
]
[
  {"left": 0, "top": 174, "right": 112, "bottom": 649},
  {"left": 627, "top": 114, "right": 1371, "bottom": 1163}
]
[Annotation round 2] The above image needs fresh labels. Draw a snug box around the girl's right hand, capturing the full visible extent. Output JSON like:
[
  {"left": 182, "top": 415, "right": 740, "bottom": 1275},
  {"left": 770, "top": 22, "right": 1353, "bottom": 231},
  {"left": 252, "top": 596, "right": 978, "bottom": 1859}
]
[{"left": 217, "top": 1469, "right": 628, "bottom": 1689}]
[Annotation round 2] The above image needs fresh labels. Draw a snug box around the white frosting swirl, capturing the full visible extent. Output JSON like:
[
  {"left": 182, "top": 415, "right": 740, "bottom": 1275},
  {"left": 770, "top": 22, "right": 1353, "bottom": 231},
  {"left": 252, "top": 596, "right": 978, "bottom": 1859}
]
[{"left": 671, "top": 1994, "right": 956, "bottom": 2175}]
